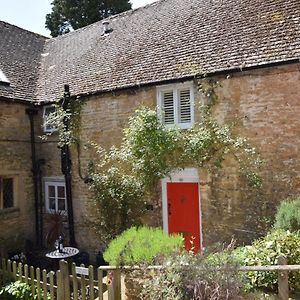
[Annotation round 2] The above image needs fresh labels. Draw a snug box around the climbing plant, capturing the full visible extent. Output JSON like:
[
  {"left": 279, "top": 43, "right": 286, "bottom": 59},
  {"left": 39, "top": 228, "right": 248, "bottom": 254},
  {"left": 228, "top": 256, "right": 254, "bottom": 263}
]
[
  {"left": 44, "top": 76, "right": 262, "bottom": 245},
  {"left": 42, "top": 96, "right": 84, "bottom": 147}
]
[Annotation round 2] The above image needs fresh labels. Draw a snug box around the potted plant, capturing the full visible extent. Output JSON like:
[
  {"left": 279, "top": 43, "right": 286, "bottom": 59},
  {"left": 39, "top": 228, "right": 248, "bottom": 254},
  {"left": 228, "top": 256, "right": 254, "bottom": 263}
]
[{"left": 44, "top": 210, "right": 66, "bottom": 248}]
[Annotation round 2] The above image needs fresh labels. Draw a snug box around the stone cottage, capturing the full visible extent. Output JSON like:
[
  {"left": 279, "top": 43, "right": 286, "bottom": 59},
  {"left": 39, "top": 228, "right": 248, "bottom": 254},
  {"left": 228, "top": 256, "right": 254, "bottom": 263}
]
[{"left": 1, "top": 0, "right": 300, "bottom": 257}]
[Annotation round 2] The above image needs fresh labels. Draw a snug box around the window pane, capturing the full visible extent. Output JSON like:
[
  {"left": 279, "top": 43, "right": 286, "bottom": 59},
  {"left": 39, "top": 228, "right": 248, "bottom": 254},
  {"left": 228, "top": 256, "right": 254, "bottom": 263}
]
[
  {"left": 45, "top": 106, "right": 55, "bottom": 116},
  {"left": 3, "top": 178, "right": 13, "bottom": 208},
  {"left": 49, "top": 198, "right": 56, "bottom": 210},
  {"left": 162, "top": 91, "right": 175, "bottom": 124},
  {"left": 48, "top": 186, "right": 55, "bottom": 198},
  {"left": 44, "top": 106, "right": 56, "bottom": 132},
  {"left": 45, "top": 179, "right": 67, "bottom": 213},
  {"left": 57, "top": 186, "right": 65, "bottom": 198},
  {"left": 179, "top": 89, "right": 191, "bottom": 123},
  {"left": 58, "top": 198, "right": 66, "bottom": 211},
  {"left": 46, "top": 106, "right": 55, "bottom": 114}
]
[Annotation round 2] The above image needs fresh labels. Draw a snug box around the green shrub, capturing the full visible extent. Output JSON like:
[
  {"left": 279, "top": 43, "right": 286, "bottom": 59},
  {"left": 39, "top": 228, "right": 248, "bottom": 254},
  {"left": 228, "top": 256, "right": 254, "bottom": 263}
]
[
  {"left": 0, "top": 281, "right": 32, "bottom": 300},
  {"left": 0, "top": 281, "right": 38, "bottom": 300},
  {"left": 274, "top": 196, "right": 300, "bottom": 231},
  {"left": 103, "top": 226, "right": 183, "bottom": 265},
  {"left": 0, "top": 280, "right": 50, "bottom": 300},
  {"left": 141, "top": 249, "right": 243, "bottom": 300},
  {"left": 234, "top": 229, "right": 300, "bottom": 292}
]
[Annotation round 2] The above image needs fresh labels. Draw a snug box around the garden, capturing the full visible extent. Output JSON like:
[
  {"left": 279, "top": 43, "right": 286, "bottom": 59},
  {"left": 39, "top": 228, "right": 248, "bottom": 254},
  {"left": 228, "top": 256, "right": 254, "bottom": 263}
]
[{"left": 2, "top": 203, "right": 300, "bottom": 300}]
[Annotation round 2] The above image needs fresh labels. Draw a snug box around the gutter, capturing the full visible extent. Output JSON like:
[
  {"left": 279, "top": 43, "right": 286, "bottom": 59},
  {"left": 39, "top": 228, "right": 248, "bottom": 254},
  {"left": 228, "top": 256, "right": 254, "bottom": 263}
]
[
  {"left": 0, "top": 96, "right": 33, "bottom": 105},
  {"left": 37, "top": 58, "right": 300, "bottom": 105}
]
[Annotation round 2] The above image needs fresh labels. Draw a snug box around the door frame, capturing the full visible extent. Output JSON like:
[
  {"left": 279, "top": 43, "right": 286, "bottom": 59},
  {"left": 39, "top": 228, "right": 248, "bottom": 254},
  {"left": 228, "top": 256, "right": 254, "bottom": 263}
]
[{"left": 161, "top": 168, "right": 203, "bottom": 249}]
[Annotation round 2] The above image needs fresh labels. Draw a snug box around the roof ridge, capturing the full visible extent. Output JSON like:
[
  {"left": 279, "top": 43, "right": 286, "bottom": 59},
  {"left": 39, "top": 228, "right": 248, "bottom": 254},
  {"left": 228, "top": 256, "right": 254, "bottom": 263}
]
[
  {"left": 0, "top": 20, "right": 48, "bottom": 40},
  {"left": 48, "top": 0, "right": 161, "bottom": 41},
  {"left": 107, "top": 0, "right": 162, "bottom": 21}
]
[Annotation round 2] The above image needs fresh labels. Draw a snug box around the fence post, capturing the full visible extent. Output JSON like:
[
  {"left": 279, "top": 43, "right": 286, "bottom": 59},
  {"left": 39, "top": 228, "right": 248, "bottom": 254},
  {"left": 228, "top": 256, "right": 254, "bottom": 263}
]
[
  {"left": 278, "top": 255, "right": 289, "bottom": 300},
  {"left": 59, "top": 260, "right": 71, "bottom": 300},
  {"left": 112, "top": 269, "right": 122, "bottom": 300},
  {"left": 56, "top": 270, "right": 63, "bottom": 300}
]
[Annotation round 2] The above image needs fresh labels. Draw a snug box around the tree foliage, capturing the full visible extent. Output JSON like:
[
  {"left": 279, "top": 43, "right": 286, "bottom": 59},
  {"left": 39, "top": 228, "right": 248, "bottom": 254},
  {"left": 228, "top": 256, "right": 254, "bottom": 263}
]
[
  {"left": 89, "top": 166, "right": 146, "bottom": 243},
  {"left": 234, "top": 230, "right": 300, "bottom": 292},
  {"left": 46, "top": 0, "right": 132, "bottom": 37}
]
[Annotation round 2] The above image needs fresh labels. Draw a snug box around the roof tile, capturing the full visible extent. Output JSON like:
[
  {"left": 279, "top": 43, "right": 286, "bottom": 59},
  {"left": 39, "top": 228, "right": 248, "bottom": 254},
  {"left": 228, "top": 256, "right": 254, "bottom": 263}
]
[
  {"left": 0, "top": 21, "right": 46, "bottom": 101},
  {"left": 1, "top": 0, "right": 300, "bottom": 102}
]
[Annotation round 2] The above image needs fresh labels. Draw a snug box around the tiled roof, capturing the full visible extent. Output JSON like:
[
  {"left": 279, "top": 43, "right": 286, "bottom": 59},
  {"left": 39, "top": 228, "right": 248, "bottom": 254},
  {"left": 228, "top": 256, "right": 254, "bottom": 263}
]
[
  {"left": 0, "top": 21, "right": 46, "bottom": 102},
  {"left": 2, "top": 0, "right": 300, "bottom": 103}
]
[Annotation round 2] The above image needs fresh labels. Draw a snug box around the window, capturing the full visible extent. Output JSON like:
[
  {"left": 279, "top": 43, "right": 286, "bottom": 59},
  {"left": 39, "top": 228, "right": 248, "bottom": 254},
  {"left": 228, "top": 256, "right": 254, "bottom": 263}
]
[
  {"left": 157, "top": 82, "right": 194, "bottom": 129},
  {"left": 0, "top": 177, "right": 14, "bottom": 209},
  {"left": 44, "top": 178, "right": 67, "bottom": 213},
  {"left": 43, "top": 105, "right": 56, "bottom": 133},
  {"left": 0, "top": 69, "right": 10, "bottom": 86}
]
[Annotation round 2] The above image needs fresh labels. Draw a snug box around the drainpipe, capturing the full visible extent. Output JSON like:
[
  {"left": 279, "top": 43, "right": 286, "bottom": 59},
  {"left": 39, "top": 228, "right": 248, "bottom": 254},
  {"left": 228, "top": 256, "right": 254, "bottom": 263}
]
[
  {"left": 37, "top": 159, "right": 45, "bottom": 247},
  {"left": 25, "top": 106, "right": 40, "bottom": 247},
  {"left": 61, "top": 85, "right": 76, "bottom": 246}
]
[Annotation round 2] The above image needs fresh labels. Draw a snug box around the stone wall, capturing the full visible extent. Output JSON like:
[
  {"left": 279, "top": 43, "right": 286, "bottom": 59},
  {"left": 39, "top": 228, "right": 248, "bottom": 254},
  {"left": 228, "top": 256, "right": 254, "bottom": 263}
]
[
  {"left": 38, "top": 62, "right": 300, "bottom": 256},
  {"left": 0, "top": 101, "right": 35, "bottom": 255},
  {"left": 38, "top": 87, "right": 156, "bottom": 258},
  {"left": 201, "top": 63, "right": 300, "bottom": 246}
]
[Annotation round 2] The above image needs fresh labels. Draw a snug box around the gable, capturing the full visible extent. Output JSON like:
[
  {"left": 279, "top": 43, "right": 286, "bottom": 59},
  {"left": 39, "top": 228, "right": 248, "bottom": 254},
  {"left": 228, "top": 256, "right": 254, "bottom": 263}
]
[{"left": 0, "top": 21, "right": 46, "bottom": 102}]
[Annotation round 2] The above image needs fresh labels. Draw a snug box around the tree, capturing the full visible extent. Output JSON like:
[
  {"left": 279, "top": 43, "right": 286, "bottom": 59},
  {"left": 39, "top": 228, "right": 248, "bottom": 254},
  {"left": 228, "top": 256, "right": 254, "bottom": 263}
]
[{"left": 46, "top": 0, "right": 132, "bottom": 37}]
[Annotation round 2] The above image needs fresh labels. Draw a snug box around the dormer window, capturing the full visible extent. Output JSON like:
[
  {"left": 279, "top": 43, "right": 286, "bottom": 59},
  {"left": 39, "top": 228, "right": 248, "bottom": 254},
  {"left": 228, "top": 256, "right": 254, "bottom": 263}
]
[
  {"left": 43, "top": 105, "right": 57, "bottom": 133},
  {"left": 157, "top": 82, "right": 194, "bottom": 129},
  {"left": 0, "top": 69, "right": 10, "bottom": 86}
]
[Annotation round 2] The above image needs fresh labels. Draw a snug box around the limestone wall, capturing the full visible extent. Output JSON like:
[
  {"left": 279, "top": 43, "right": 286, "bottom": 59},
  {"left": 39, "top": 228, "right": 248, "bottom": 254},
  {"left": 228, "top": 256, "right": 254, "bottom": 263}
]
[
  {"left": 201, "top": 63, "right": 300, "bottom": 246},
  {"left": 0, "top": 101, "right": 35, "bottom": 254},
  {"left": 38, "top": 63, "right": 300, "bottom": 257}
]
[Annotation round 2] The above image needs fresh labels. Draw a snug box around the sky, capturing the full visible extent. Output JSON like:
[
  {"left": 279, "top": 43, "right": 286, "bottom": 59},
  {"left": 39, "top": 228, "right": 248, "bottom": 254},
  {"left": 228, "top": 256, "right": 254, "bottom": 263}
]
[{"left": 0, "top": 0, "right": 156, "bottom": 37}]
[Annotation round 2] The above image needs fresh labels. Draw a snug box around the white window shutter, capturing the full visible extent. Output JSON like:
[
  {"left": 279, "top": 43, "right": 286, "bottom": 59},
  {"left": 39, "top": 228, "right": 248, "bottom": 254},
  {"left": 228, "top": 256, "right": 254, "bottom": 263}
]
[
  {"left": 178, "top": 89, "right": 191, "bottom": 123},
  {"left": 162, "top": 91, "right": 175, "bottom": 124}
]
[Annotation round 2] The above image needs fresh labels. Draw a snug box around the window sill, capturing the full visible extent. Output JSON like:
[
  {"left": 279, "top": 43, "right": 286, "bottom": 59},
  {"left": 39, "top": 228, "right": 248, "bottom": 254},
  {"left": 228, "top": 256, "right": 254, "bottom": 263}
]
[
  {"left": 44, "top": 211, "right": 68, "bottom": 218},
  {"left": 43, "top": 129, "right": 58, "bottom": 134},
  {"left": 0, "top": 207, "right": 20, "bottom": 220},
  {"left": 164, "top": 123, "right": 193, "bottom": 129}
]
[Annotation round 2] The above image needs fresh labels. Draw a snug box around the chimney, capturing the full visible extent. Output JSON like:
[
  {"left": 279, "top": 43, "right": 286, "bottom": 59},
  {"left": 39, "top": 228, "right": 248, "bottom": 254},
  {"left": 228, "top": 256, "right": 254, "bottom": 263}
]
[{"left": 102, "top": 21, "right": 110, "bottom": 34}]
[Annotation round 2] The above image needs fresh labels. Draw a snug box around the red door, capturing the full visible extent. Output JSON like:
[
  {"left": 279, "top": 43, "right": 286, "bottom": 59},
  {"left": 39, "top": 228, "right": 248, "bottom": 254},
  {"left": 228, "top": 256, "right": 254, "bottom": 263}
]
[{"left": 167, "top": 182, "right": 201, "bottom": 252}]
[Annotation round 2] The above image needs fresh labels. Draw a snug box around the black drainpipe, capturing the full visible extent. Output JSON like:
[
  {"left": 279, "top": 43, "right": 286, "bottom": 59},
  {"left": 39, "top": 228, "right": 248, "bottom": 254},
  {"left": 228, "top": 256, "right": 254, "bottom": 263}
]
[
  {"left": 25, "top": 106, "right": 40, "bottom": 247},
  {"left": 37, "top": 159, "right": 45, "bottom": 247},
  {"left": 61, "top": 85, "right": 76, "bottom": 246}
]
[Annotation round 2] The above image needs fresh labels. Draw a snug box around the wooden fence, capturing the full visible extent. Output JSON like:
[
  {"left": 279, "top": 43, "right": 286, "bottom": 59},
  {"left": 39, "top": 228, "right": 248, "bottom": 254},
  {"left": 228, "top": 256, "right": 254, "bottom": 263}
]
[
  {"left": 0, "top": 258, "right": 121, "bottom": 300},
  {"left": 0, "top": 255, "right": 299, "bottom": 300}
]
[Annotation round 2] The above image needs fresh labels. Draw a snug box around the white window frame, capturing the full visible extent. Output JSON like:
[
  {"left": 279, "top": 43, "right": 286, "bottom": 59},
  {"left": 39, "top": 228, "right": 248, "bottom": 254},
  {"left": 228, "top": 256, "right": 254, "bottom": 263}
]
[
  {"left": 0, "top": 69, "right": 10, "bottom": 86},
  {"left": 43, "top": 105, "right": 57, "bottom": 133},
  {"left": 157, "top": 81, "right": 195, "bottom": 129},
  {"left": 44, "top": 177, "right": 67, "bottom": 214}
]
